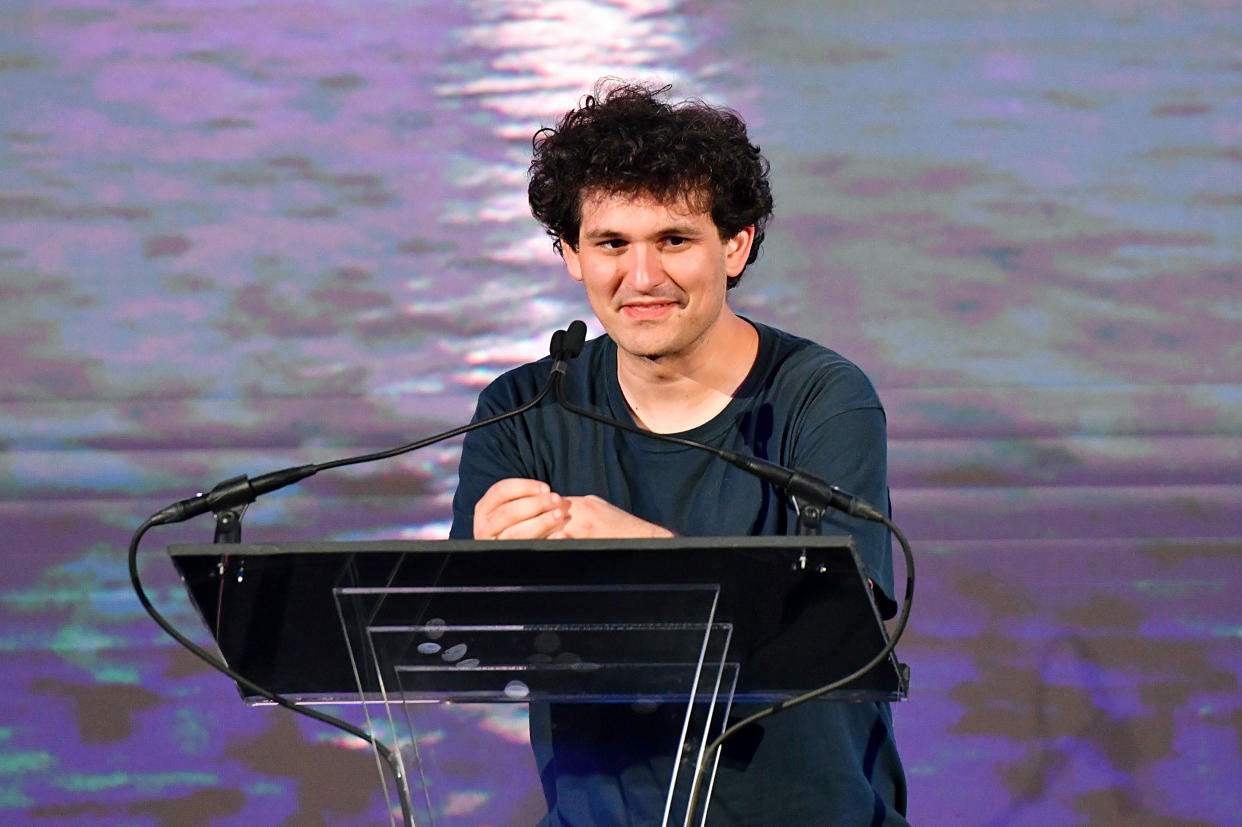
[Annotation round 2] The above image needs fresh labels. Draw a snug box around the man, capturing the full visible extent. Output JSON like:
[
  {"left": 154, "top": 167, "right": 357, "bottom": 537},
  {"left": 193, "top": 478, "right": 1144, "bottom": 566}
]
[{"left": 450, "top": 81, "right": 908, "bottom": 826}]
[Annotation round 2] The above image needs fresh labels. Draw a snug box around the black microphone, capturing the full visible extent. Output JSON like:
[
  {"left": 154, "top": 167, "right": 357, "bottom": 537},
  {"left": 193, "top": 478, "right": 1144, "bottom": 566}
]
[
  {"left": 562, "top": 319, "right": 587, "bottom": 358},
  {"left": 711, "top": 451, "right": 884, "bottom": 522},
  {"left": 151, "top": 326, "right": 577, "bottom": 526},
  {"left": 134, "top": 323, "right": 587, "bottom": 827},
  {"left": 549, "top": 337, "right": 884, "bottom": 523},
  {"left": 549, "top": 321, "right": 913, "bottom": 825}
]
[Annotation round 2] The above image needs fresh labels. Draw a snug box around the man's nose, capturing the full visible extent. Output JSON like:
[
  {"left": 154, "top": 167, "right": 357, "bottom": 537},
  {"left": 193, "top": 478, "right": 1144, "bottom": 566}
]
[{"left": 628, "top": 244, "right": 665, "bottom": 290}]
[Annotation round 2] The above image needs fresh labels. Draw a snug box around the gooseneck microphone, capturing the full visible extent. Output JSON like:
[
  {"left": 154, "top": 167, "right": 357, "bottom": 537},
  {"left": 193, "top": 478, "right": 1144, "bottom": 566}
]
[
  {"left": 552, "top": 319, "right": 884, "bottom": 522},
  {"left": 560, "top": 318, "right": 588, "bottom": 359},
  {"left": 130, "top": 326, "right": 582, "bottom": 827},
  {"left": 150, "top": 328, "right": 580, "bottom": 527},
  {"left": 548, "top": 320, "right": 913, "bottom": 826}
]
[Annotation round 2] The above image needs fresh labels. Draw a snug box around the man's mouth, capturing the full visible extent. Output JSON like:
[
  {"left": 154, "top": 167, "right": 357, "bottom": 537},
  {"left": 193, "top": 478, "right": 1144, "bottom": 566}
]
[{"left": 620, "top": 301, "right": 677, "bottom": 320}]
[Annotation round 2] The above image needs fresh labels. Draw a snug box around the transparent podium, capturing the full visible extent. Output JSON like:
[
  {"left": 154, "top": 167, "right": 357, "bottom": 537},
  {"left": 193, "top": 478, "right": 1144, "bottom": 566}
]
[
  {"left": 337, "top": 583, "right": 737, "bottom": 825},
  {"left": 166, "top": 536, "right": 906, "bottom": 826}
]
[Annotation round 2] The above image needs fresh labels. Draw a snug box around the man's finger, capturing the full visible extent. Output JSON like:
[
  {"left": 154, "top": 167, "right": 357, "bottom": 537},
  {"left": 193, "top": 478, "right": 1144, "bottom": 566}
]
[
  {"left": 494, "top": 507, "right": 571, "bottom": 540},
  {"left": 476, "top": 477, "right": 551, "bottom": 510},
  {"left": 474, "top": 478, "right": 566, "bottom": 539}
]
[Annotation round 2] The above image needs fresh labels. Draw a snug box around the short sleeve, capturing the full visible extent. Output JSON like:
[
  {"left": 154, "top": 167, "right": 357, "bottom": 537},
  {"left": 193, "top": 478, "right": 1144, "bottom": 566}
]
[{"left": 448, "top": 379, "right": 537, "bottom": 540}]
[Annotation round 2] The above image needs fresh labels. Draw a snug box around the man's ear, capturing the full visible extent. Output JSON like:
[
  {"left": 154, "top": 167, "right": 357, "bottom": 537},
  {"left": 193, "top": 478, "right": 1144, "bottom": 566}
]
[
  {"left": 562, "top": 239, "right": 584, "bottom": 282},
  {"left": 724, "top": 226, "right": 756, "bottom": 278}
]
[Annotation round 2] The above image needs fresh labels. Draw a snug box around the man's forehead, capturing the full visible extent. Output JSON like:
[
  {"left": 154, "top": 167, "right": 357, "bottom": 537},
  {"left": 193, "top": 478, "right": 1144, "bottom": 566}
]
[{"left": 577, "top": 188, "right": 713, "bottom": 225}]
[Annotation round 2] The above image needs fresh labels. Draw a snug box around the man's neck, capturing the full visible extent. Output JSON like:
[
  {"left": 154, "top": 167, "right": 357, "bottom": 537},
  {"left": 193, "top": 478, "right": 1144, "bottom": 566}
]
[{"left": 615, "top": 313, "right": 759, "bottom": 434}]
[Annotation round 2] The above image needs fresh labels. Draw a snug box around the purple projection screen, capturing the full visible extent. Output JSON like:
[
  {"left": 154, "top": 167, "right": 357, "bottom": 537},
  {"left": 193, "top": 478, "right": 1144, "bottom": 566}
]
[{"left": 2, "top": 1, "right": 1240, "bottom": 824}]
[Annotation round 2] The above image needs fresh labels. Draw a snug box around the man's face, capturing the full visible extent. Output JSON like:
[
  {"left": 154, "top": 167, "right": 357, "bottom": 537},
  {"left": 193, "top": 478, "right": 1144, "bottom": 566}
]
[{"left": 562, "top": 190, "right": 754, "bottom": 362}]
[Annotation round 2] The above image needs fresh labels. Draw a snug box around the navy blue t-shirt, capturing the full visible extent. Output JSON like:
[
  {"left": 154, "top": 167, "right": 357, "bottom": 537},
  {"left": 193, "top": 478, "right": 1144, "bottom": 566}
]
[{"left": 450, "top": 320, "right": 908, "bottom": 825}]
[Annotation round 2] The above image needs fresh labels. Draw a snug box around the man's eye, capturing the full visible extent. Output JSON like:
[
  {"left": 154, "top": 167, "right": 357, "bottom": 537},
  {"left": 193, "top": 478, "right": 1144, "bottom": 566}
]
[
  {"left": 664, "top": 236, "right": 688, "bottom": 247},
  {"left": 600, "top": 239, "right": 626, "bottom": 250}
]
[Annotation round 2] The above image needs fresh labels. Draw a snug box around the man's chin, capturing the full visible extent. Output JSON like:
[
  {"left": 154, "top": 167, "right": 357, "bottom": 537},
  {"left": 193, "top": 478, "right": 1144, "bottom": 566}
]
[{"left": 614, "top": 335, "right": 679, "bottom": 361}]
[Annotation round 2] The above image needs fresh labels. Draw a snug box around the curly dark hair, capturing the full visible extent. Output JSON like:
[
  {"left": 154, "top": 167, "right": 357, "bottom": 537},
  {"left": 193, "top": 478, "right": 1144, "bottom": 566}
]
[{"left": 528, "top": 79, "right": 773, "bottom": 289}]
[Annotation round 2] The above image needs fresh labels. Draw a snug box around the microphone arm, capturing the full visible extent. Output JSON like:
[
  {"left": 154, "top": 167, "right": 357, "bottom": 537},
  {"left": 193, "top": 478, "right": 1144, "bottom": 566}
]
[
  {"left": 551, "top": 322, "right": 884, "bottom": 523},
  {"left": 548, "top": 322, "right": 916, "bottom": 827},
  {"left": 151, "top": 328, "right": 576, "bottom": 527},
  {"left": 131, "top": 325, "right": 578, "bottom": 827}
]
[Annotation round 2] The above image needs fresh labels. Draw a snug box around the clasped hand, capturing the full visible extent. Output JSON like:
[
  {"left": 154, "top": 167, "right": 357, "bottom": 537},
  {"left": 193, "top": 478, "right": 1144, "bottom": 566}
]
[{"left": 473, "top": 478, "right": 674, "bottom": 540}]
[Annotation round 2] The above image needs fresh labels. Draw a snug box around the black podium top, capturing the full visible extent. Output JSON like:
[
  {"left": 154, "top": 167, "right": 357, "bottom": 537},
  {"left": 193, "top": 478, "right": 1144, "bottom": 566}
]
[{"left": 166, "top": 536, "right": 906, "bottom": 704}]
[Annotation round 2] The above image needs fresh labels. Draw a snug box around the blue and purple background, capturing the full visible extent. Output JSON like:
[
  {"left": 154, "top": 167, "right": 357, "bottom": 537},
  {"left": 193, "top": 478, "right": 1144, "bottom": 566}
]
[{"left": 3, "top": 1, "right": 1240, "bottom": 824}]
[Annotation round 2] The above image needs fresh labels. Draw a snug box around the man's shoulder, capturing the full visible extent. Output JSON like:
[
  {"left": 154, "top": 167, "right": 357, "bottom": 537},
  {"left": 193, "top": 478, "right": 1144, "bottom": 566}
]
[
  {"left": 475, "top": 333, "right": 611, "bottom": 409},
  {"left": 475, "top": 356, "right": 546, "bottom": 405},
  {"left": 750, "top": 321, "right": 882, "bottom": 411},
  {"left": 752, "top": 321, "right": 877, "bottom": 383}
]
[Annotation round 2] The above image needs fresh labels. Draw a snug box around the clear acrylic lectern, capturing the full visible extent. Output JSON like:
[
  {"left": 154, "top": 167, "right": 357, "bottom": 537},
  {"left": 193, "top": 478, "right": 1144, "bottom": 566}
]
[{"left": 166, "top": 536, "right": 906, "bottom": 826}]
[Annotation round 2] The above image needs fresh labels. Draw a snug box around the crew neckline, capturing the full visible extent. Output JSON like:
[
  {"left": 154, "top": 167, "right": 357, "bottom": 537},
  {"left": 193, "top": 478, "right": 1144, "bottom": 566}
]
[{"left": 600, "top": 318, "right": 773, "bottom": 452}]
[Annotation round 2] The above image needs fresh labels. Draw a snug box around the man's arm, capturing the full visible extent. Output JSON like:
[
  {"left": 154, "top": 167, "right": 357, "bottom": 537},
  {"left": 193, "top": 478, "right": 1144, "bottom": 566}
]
[
  {"left": 472, "top": 478, "right": 569, "bottom": 539},
  {"left": 796, "top": 403, "right": 896, "bottom": 617},
  {"left": 471, "top": 478, "right": 674, "bottom": 540},
  {"left": 559, "top": 494, "right": 675, "bottom": 539},
  {"left": 449, "top": 373, "right": 674, "bottom": 541}
]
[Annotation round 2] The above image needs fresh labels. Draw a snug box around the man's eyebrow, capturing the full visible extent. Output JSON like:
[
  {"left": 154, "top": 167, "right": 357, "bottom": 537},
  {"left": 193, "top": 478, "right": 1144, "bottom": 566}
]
[{"left": 581, "top": 227, "right": 623, "bottom": 241}]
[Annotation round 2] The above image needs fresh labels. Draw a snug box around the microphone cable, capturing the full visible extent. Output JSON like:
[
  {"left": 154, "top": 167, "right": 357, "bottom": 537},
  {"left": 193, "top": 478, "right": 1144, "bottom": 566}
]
[
  {"left": 547, "top": 321, "right": 914, "bottom": 825},
  {"left": 129, "top": 327, "right": 578, "bottom": 827}
]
